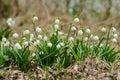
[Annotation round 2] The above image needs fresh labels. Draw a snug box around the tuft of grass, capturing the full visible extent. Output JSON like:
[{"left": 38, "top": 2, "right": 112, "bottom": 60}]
[{"left": 0, "top": 16, "right": 119, "bottom": 72}]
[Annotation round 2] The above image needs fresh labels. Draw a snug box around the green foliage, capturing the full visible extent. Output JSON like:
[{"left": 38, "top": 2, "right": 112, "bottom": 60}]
[
  {"left": 0, "top": 17, "right": 119, "bottom": 72},
  {"left": 0, "top": 27, "right": 12, "bottom": 41},
  {"left": 0, "top": 45, "right": 5, "bottom": 66}
]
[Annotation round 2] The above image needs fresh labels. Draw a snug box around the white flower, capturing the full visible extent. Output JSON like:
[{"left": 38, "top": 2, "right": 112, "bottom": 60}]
[
  {"left": 43, "top": 36, "right": 48, "bottom": 41},
  {"left": 36, "top": 40, "right": 40, "bottom": 44},
  {"left": 40, "top": 51, "right": 44, "bottom": 55},
  {"left": 4, "top": 41, "right": 10, "bottom": 47},
  {"left": 84, "top": 37, "right": 88, "bottom": 41},
  {"left": 74, "top": 18, "right": 79, "bottom": 22},
  {"left": 112, "top": 38, "right": 117, "bottom": 43},
  {"left": 30, "top": 37, "right": 33, "bottom": 41},
  {"left": 55, "top": 19, "right": 60, "bottom": 24},
  {"left": 68, "top": 37, "right": 74, "bottom": 41},
  {"left": 23, "top": 30, "right": 30, "bottom": 35},
  {"left": 37, "top": 35, "right": 42, "bottom": 39},
  {"left": 73, "top": 64, "right": 78, "bottom": 71},
  {"left": 32, "top": 53, "right": 36, "bottom": 57},
  {"left": 58, "top": 31, "right": 63, "bottom": 36},
  {"left": 36, "top": 27, "right": 42, "bottom": 33},
  {"left": 56, "top": 44, "right": 61, "bottom": 49},
  {"left": 14, "top": 43, "right": 22, "bottom": 49},
  {"left": 33, "top": 16, "right": 38, "bottom": 22},
  {"left": 47, "top": 42, "right": 52, "bottom": 47},
  {"left": 101, "top": 27, "right": 106, "bottom": 32},
  {"left": 111, "top": 27, "right": 116, "bottom": 32},
  {"left": 2, "top": 37, "right": 6, "bottom": 42},
  {"left": 30, "top": 33, "right": 34, "bottom": 38},
  {"left": 33, "top": 40, "right": 40, "bottom": 46},
  {"left": 113, "top": 33, "right": 118, "bottom": 38},
  {"left": 90, "top": 45, "right": 93, "bottom": 48},
  {"left": 59, "top": 42, "right": 64, "bottom": 46},
  {"left": 85, "top": 28, "right": 91, "bottom": 34},
  {"left": 54, "top": 24, "right": 59, "bottom": 29},
  {"left": 93, "top": 35, "right": 99, "bottom": 41},
  {"left": 22, "top": 41, "right": 29, "bottom": 46},
  {"left": 13, "top": 33, "right": 19, "bottom": 38},
  {"left": 90, "top": 34, "right": 94, "bottom": 39},
  {"left": 6, "top": 18, "right": 15, "bottom": 27},
  {"left": 100, "top": 43, "right": 103, "bottom": 47},
  {"left": 71, "top": 26, "right": 76, "bottom": 31},
  {"left": 78, "top": 30, "right": 83, "bottom": 36},
  {"left": 33, "top": 41, "right": 37, "bottom": 46}
]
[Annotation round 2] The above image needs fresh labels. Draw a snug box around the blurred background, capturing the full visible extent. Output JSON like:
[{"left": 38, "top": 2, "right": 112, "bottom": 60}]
[{"left": 0, "top": 0, "right": 120, "bottom": 28}]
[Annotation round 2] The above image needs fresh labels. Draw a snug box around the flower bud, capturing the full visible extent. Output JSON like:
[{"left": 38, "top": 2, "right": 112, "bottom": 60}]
[
  {"left": 47, "top": 42, "right": 52, "bottom": 47},
  {"left": 33, "top": 16, "right": 38, "bottom": 22},
  {"left": 78, "top": 30, "right": 83, "bottom": 36},
  {"left": 14, "top": 43, "right": 22, "bottom": 49},
  {"left": 74, "top": 18, "right": 79, "bottom": 23},
  {"left": 13, "top": 33, "right": 19, "bottom": 38}
]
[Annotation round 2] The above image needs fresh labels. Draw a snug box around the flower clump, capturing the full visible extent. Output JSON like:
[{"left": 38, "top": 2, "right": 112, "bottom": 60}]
[{"left": 0, "top": 16, "right": 119, "bottom": 80}]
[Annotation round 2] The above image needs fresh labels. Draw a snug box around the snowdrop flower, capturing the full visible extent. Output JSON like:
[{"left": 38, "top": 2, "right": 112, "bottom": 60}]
[
  {"left": 23, "top": 30, "right": 30, "bottom": 35},
  {"left": 22, "top": 41, "right": 29, "bottom": 46},
  {"left": 40, "top": 51, "right": 44, "bottom": 55},
  {"left": 6, "top": 18, "right": 15, "bottom": 27},
  {"left": 37, "top": 35, "right": 42, "bottom": 39},
  {"left": 43, "top": 36, "right": 48, "bottom": 41},
  {"left": 85, "top": 28, "right": 91, "bottom": 34},
  {"left": 56, "top": 44, "right": 61, "bottom": 49},
  {"left": 68, "top": 37, "right": 74, "bottom": 41},
  {"left": 74, "top": 17, "right": 79, "bottom": 23},
  {"left": 33, "top": 41, "right": 37, "bottom": 46},
  {"left": 73, "top": 64, "right": 78, "bottom": 71},
  {"left": 90, "top": 45, "right": 93, "bottom": 48},
  {"left": 113, "top": 33, "right": 118, "bottom": 38},
  {"left": 33, "top": 40, "right": 40, "bottom": 46},
  {"left": 33, "top": 16, "right": 38, "bottom": 22},
  {"left": 32, "top": 53, "right": 36, "bottom": 57},
  {"left": 55, "top": 19, "right": 60, "bottom": 24},
  {"left": 78, "top": 30, "right": 83, "bottom": 36},
  {"left": 71, "top": 26, "right": 76, "bottom": 31},
  {"left": 111, "top": 27, "right": 116, "bottom": 32},
  {"left": 36, "top": 27, "right": 42, "bottom": 33},
  {"left": 93, "top": 35, "right": 99, "bottom": 41},
  {"left": 58, "top": 31, "right": 63, "bottom": 36},
  {"left": 59, "top": 42, "right": 64, "bottom": 46},
  {"left": 90, "top": 34, "right": 94, "bottom": 39},
  {"left": 30, "top": 37, "right": 33, "bottom": 42},
  {"left": 36, "top": 40, "right": 40, "bottom": 44},
  {"left": 47, "top": 42, "right": 52, "bottom": 47},
  {"left": 101, "top": 27, "right": 106, "bottom": 32},
  {"left": 2, "top": 37, "right": 6, "bottom": 42},
  {"left": 112, "top": 38, "right": 117, "bottom": 43},
  {"left": 14, "top": 43, "right": 22, "bottom": 49},
  {"left": 30, "top": 33, "right": 34, "bottom": 38},
  {"left": 100, "top": 43, "right": 103, "bottom": 47},
  {"left": 4, "top": 41, "right": 10, "bottom": 47},
  {"left": 84, "top": 37, "right": 88, "bottom": 41},
  {"left": 54, "top": 24, "right": 59, "bottom": 29},
  {"left": 13, "top": 33, "right": 19, "bottom": 38}
]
